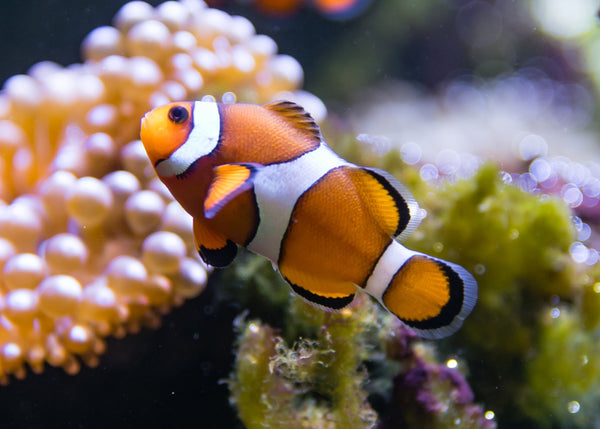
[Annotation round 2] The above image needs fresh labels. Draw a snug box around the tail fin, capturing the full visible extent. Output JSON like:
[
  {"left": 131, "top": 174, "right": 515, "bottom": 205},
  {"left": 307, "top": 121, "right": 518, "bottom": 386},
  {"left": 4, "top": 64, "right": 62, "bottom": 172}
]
[{"left": 366, "top": 242, "right": 477, "bottom": 339}]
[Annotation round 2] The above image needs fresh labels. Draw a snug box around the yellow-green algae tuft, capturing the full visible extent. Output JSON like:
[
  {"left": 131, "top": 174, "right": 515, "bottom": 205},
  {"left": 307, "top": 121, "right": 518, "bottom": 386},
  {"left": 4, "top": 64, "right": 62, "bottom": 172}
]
[
  {"left": 229, "top": 295, "right": 379, "bottom": 429},
  {"left": 403, "top": 163, "right": 600, "bottom": 427},
  {"left": 521, "top": 306, "right": 600, "bottom": 427},
  {"left": 409, "top": 163, "right": 576, "bottom": 346},
  {"left": 379, "top": 157, "right": 598, "bottom": 427}
]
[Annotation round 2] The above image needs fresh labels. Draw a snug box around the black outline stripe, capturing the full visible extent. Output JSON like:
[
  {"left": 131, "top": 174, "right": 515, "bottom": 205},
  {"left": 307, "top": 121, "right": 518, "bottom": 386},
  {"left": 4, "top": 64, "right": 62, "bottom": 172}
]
[
  {"left": 289, "top": 280, "right": 355, "bottom": 310},
  {"left": 242, "top": 188, "right": 260, "bottom": 247},
  {"left": 264, "top": 143, "right": 321, "bottom": 166},
  {"left": 364, "top": 169, "right": 411, "bottom": 237}
]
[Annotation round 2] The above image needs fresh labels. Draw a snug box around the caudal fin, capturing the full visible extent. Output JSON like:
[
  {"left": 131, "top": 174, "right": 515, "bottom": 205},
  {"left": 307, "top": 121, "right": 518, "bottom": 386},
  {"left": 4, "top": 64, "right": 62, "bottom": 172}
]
[{"left": 377, "top": 251, "right": 477, "bottom": 339}]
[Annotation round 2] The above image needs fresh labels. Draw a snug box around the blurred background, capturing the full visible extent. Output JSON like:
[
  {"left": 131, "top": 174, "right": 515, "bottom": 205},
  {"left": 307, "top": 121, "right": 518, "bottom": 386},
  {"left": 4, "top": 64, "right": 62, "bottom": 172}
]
[{"left": 1, "top": 0, "right": 600, "bottom": 428}]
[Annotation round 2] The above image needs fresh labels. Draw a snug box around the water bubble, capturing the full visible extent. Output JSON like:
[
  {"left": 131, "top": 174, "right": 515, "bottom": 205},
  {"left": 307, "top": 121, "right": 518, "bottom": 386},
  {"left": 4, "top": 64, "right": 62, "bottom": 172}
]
[
  {"left": 564, "top": 162, "right": 590, "bottom": 188},
  {"left": 594, "top": 282, "right": 600, "bottom": 293},
  {"left": 420, "top": 164, "right": 439, "bottom": 181},
  {"left": 221, "top": 92, "right": 236, "bottom": 104},
  {"left": 446, "top": 358, "right": 458, "bottom": 369},
  {"left": 551, "top": 308, "right": 560, "bottom": 318},
  {"left": 356, "top": 134, "right": 391, "bottom": 157},
  {"left": 571, "top": 216, "right": 583, "bottom": 230},
  {"left": 567, "top": 400, "right": 580, "bottom": 414},
  {"left": 586, "top": 248, "right": 599, "bottom": 265},
  {"left": 588, "top": 159, "right": 600, "bottom": 173},
  {"left": 562, "top": 184, "right": 583, "bottom": 208},
  {"left": 474, "top": 264, "right": 486, "bottom": 275},
  {"left": 582, "top": 196, "right": 599, "bottom": 208},
  {"left": 578, "top": 223, "right": 591, "bottom": 242},
  {"left": 532, "top": 0, "right": 598, "bottom": 38},
  {"left": 436, "top": 149, "right": 460, "bottom": 175},
  {"left": 530, "top": 158, "right": 552, "bottom": 182},
  {"left": 499, "top": 171, "right": 512, "bottom": 184},
  {"left": 458, "top": 153, "right": 480, "bottom": 179},
  {"left": 484, "top": 410, "right": 495, "bottom": 420},
  {"left": 400, "top": 142, "right": 422, "bottom": 164},
  {"left": 550, "top": 156, "right": 569, "bottom": 178},
  {"left": 570, "top": 242, "right": 589, "bottom": 263},
  {"left": 540, "top": 172, "right": 558, "bottom": 189},
  {"left": 583, "top": 177, "right": 600, "bottom": 198},
  {"left": 519, "top": 173, "right": 538, "bottom": 193},
  {"left": 519, "top": 134, "right": 548, "bottom": 160}
]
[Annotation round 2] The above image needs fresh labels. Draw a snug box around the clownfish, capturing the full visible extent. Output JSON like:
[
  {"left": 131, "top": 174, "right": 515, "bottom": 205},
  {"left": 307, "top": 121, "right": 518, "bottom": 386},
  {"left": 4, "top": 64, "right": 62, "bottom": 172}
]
[
  {"left": 206, "top": 0, "right": 370, "bottom": 20},
  {"left": 140, "top": 100, "right": 477, "bottom": 339}
]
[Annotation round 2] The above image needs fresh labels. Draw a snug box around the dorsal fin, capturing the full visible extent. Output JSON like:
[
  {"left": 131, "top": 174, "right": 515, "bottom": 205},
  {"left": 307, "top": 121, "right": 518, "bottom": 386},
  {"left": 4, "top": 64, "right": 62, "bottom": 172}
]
[{"left": 263, "top": 100, "right": 322, "bottom": 142}]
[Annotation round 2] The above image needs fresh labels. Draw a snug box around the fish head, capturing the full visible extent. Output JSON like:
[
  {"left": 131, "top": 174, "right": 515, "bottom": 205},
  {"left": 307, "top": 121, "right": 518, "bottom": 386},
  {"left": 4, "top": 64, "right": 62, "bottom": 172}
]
[{"left": 140, "top": 102, "right": 195, "bottom": 172}]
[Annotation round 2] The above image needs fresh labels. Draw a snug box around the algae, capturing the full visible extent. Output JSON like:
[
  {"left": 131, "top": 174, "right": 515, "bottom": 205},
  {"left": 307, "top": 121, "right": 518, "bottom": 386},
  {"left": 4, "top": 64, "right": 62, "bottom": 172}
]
[{"left": 228, "top": 296, "right": 379, "bottom": 429}]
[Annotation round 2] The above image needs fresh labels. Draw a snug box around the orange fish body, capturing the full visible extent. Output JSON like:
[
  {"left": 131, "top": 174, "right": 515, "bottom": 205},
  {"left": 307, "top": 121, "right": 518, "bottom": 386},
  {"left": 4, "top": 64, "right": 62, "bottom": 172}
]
[{"left": 140, "top": 100, "right": 477, "bottom": 339}]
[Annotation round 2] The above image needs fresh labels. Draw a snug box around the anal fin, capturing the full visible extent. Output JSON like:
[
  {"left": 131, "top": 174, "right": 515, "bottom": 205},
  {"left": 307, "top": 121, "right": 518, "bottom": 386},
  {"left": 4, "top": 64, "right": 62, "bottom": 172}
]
[{"left": 193, "top": 217, "right": 237, "bottom": 267}]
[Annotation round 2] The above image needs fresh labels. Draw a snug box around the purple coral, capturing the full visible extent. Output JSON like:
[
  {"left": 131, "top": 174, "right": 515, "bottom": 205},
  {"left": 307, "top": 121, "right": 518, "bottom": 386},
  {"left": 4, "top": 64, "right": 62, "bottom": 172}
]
[{"left": 380, "top": 322, "right": 495, "bottom": 429}]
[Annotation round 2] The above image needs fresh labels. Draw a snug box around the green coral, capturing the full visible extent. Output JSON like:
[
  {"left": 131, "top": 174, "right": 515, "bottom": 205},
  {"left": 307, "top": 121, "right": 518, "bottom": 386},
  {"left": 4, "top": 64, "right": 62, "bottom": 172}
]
[
  {"left": 409, "top": 163, "right": 576, "bottom": 346},
  {"left": 521, "top": 306, "right": 600, "bottom": 428},
  {"left": 386, "top": 160, "right": 599, "bottom": 428},
  {"left": 228, "top": 296, "right": 380, "bottom": 429}
]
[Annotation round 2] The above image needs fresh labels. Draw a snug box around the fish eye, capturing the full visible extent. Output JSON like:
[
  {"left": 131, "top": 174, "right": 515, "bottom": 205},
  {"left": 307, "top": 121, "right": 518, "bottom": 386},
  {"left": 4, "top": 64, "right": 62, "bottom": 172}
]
[{"left": 168, "top": 105, "right": 189, "bottom": 124}]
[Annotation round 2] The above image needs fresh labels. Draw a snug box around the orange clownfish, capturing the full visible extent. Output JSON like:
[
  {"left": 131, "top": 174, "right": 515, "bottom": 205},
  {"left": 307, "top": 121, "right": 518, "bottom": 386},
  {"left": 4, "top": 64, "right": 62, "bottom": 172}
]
[{"left": 140, "top": 100, "right": 477, "bottom": 339}]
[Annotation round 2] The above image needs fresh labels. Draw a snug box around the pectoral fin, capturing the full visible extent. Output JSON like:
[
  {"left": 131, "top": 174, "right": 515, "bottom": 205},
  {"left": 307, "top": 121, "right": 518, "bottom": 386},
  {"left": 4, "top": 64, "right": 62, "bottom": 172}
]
[{"left": 204, "top": 163, "right": 258, "bottom": 219}]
